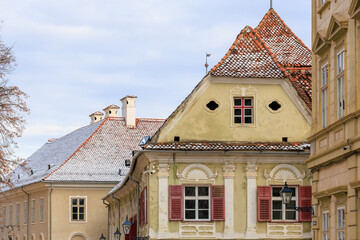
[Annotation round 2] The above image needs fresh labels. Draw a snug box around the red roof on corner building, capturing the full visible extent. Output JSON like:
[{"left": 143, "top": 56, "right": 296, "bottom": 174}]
[{"left": 210, "top": 8, "right": 312, "bottom": 109}]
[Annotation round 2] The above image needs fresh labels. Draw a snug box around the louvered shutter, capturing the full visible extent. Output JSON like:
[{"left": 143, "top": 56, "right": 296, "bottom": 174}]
[
  {"left": 139, "top": 189, "right": 144, "bottom": 226},
  {"left": 211, "top": 185, "right": 225, "bottom": 221},
  {"left": 169, "top": 185, "right": 183, "bottom": 220},
  {"left": 257, "top": 186, "right": 271, "bottom": 222},
  {"left": 144, "top": 187, "right": 148, "bottom": 224},
  {"left": 299, "top": 186, "right": 312, "bottom": 222}
]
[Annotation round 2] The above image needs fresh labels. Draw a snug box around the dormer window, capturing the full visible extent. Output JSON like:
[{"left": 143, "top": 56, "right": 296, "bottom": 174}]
[{"left": 233, "top": 98, "right": 253, "bottom": 124}]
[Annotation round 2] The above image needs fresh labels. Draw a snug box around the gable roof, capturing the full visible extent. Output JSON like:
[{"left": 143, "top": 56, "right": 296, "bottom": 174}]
[
  {"left": 256, "top": 8, "right": 312, "bottom": 67},
  {"left": 4, "top": 117, "right": 164, "bottom": 190}
]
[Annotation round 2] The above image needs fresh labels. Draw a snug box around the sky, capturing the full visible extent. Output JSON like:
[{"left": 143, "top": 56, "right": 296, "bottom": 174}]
[{"left": 0, "top": 0, "right": 311, "bottom": 158}]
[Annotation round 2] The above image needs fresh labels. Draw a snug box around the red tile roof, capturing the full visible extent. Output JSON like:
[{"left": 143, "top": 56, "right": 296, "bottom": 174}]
[
  {"left": 144, "top": 142, "right": 310, "bottom": 152},
  {"left": 210, "top": 8, "right": 312, "bottom": 109}
]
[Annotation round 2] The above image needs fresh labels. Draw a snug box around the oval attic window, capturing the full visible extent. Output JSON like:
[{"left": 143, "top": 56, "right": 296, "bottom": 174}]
[
  {"left": 269, "top": 101, "right": 281, "bottom": 111},
  {"left": 206, "top": 101, "right": 219, "bottom": 111}
]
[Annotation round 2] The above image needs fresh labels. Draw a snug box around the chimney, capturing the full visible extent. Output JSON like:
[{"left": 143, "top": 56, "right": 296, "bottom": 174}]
[
  {"left": 103, "top": 105, "right": 120, "bottom": 118},
  {"left": 120, "top": 95, "right": 137, "bottom": 127},
  {"left": 89, "top": 111, "right": 104, "bottom": 124}
]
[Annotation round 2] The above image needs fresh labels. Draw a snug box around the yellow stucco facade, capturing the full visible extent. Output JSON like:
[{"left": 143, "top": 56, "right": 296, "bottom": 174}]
[{"left": 308, "top": 0, "right": 360, "bottom": 239}]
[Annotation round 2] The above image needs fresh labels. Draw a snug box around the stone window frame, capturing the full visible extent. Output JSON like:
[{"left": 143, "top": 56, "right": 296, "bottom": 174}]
[
  {"left": 336, "top": 206, "right": 345, "bottom": 240},
  {"left": 69, "top": 196, "right": 87, "bottom": 223}
]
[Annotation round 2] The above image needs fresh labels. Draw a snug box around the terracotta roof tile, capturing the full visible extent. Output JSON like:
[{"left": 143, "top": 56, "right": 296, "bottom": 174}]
[{"left": 144, "top": 142, "right": 310, "bottom": 152}]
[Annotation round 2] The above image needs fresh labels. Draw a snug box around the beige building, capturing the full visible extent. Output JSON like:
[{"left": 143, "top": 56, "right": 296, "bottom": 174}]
[
  {"left": 104, "top": 8, "right": 313, "bottom": 240},
  {"left": 309, "top": 0, "right": 360, "bottom": 239},
  {"left": 0, "top": 97, "right": 164, "bottom": 240}
]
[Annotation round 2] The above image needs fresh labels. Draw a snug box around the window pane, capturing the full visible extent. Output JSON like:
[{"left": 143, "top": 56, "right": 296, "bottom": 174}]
[
  {"left": 234, "top": 109, "right": 242, "bottom": 116},
  {"left": 72, "top": 199, "right": 77, "bottom": 205},
  {"left": 244, "top": 98, "right": 252, "bottom": 106},
  {"left": 79, "top": 207, "right": 84, "bottom": 213},
  {"left": 234, "top": 99, "right": 242, "bottom": 106},
  {"left": 290, "top": 188, "right": 296, "bottom": 197},
  {"left": 185, "top": 200, "right": 195, "bottom": 209},
  {"left": 73, "top": 207, "right": 78, "bottom": 213},
  {"left": 185, "top": 187, "right": 196, "bottom": 196},
  {"left": 79, "top": 214, "right": 84, "bottom": 220},
  {"left": 286, "top": 211, "right": 296, "bottom": 220},
  {"left": 272, "top": 187, "right": 281, "bottom": 196},
  {"left": 198, "top": 210, "right": 209, "bottom": 219},
  {"left": 198, "top": 187, "right": 209, "bottom": 196},
  {"left": 79, "top": 199, "right": 85, "bottom": 205},
  {"left": 245, "top": 117, "right": 252, "bottom": 123},
  {"left": 72, "top": 214, "right": 77, "bottom": 220},
  {"left": 234, "top": 117, "right": 242, "bottom": 123},
  {"left": 273, "top": 211, "right": 282, "bottom": 220},
  {"left": 273, "top": 201, "right": 282, "bottom": 210},
  {"left": 185, "top": 210, "right": 195, "bottom": 219},
  {"left": 286, "top": 200, "right": 296, "bottom": 209},
  {"left": 244, "top": 109, "right": 252, "bottom": 115},
  {"left": 198, "top": 200, "right": 209, "bottom": 209}
]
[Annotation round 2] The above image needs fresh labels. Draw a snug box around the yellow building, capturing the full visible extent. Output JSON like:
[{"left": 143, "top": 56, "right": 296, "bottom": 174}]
[
  {"left": 309, "top": 0, "right": 360, "bottom": 239},
  {"left": 0, "top": 97, "right": 164, "bottom": 240},
  {"left": 104, "top": 9, "right": 313, "bottom": 240}
]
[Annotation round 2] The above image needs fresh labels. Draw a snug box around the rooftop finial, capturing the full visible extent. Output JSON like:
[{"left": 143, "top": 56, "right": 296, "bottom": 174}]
[
  {"left": 270, "top": 0, "right": 272, "bottom": 9},
  {"left": 205, "top": 52, "right": 211, "bottom": 74}
]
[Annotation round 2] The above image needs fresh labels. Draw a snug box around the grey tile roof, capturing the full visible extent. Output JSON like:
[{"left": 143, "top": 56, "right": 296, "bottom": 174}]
[{"left": 3, "top": 117, "right": 164, "bottom": 191}]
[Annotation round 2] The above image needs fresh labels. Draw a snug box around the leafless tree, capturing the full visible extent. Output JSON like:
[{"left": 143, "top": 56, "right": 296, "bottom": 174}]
[{"left": 0, "top": 40, "right": 29, "bottom": 182}]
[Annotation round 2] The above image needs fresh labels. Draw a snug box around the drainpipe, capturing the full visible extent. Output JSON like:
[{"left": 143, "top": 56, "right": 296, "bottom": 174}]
[
  {"left": 49, "top": 183, "right": 54, "bottom": 240},
  {"left": 21, "top": 187, "right": 30, "bottom": 240},
  {"left": 129, "top": 176, "right": 139, "bottom": 237},
  {"left": 103, "top": 200, "right": 110, "bottom": 240},
  {"left": 111, "top": 194, "right": 121, "bottom": 231}
]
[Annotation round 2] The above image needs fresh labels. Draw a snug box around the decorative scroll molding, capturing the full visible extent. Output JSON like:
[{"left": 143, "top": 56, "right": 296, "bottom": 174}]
[
  {"left": 230, "top": 85, "right": 258, "bottom": 97},
  {"left": 246, "top": 162, "right": 258, "bottom": 179},
  {"left": 157, "top": 163, "right": 170, "bottom": 178},
  {"left": 177, "top": 164, "right": 217, "bottom": 183},
  {"left": 264, "top": 164, "right": 306, "bottom": 184},
  {"left": 223, "top": 162, "right": 235, "bottom": 178}
]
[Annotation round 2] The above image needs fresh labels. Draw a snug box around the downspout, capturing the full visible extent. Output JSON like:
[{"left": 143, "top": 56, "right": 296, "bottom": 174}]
[
  {"left": 129, "top": 176, "right": 139, "bottom": 237},
  {"left": 21, "top": 187, "right": 30, "bottom": 240},
  {"left": 111, "top": 194, "right": 121, "bottom": 231},
  {"left": 103, "top": 200, "right": 110, "bottom": 240},
  {"left": 49, "top": 183, "right": 54, "bottom": 240}
]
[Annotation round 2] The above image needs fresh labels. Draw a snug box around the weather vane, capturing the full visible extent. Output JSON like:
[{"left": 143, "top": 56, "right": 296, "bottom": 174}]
[
  {"left": 205, "top": 52, "right": 211, "bottom": 74},
  {"left": 270, "top": 0, "right": 273, "bottom": 9}
]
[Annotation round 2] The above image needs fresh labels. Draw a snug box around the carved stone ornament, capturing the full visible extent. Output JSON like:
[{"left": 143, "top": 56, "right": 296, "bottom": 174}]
[
  {"left": 230, "top": 85, "right": 258, "bottom": 97},
  {"left": 177, "top": 164, "right": 217, "bottom": 182},
  {"left": 264, "top": 164, "right": 306, "bottom": 183},
  {"left": 223, "top": 162, "right": 235, "bottom": 178},
  {"left": 157, "top": 163, "right": 170, "bottom": 177},
  {"left": 246, "top": 162, "right": 258, "bottom": 178}
]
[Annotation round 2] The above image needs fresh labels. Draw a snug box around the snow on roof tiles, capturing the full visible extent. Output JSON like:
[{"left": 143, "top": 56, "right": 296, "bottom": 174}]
[{"left": 4, "top": 117, "right": 164, "bottom": 190}]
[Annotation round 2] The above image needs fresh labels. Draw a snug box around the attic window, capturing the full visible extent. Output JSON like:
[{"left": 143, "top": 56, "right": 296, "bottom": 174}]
[
  {"left": 206, "top": 101, "right": 219, "bottom": 111},
  {"left": 282, "top": 137, "right": 288, "bottom": 142},
  {"left": 269, "top": 101, "right": 281, "bottom": 111},
  {"left": 109, "top": 110, "right": 112, "bottom": 114},
  {"left": 174, "top": 136, "right": 180, "bottom": 142}
]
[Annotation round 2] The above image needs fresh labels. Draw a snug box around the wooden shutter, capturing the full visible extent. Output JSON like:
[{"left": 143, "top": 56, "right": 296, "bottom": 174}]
[
  {"left": 211, "top": 185, "right": 225, "bottom": 221},
  {"left": 144, "top": 187, "right": 148, "bottom": 224},
  {"left": 299, "top": 186, "right": 312, "bottom": 222},
  {"left": 139, "top": 189, "right": 144, "bottom": 226},
  {"left": 257, "top": 186, "right": 271, "bottom": 222},
  {"left": 169, "top": 185, "right": 183, "bottom": 220}
]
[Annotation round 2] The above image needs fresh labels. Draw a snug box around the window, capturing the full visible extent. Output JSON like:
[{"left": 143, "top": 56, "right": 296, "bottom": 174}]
[
  {"left": 2, "top": 206, "right": 6, "bottom": 226},
  {"left": 337, "top": 207, "right": 345, "bottom": 240},
  {"left": 321, "top": 0, "right": 326, "bottom": 4},
  {"left": 16, "top": 204, "right": 20, "bottom": 226},
  {"left": 321, "top": 64, "right": 328, "bottom": 128},
  {"left": 23, "top": 202, "right": 28, "bottom": 224},
  {"left": 337, "top": 50, "right": 345, "bottom": 119},
  {"left": 9, "top": 205, "right": 13, "bottom": 225},
  {"left": 233, "top": 98, "right": 253, "bottom": 124},
  {"left": 322, "top": 211, "right": 329, "bottom": 240},
  {"left": 71, "top": 197, "right": 86, "bottom": 221},
  {"left": 31, "top": 200, "right": 35, "bottom": 223},
  {"left": 184, "top": 186, "right": 210, "bottom": 221},
  {"left": 39, "top": 199, "right": 44, "bottom": 223},
  {"left": 272, "top": 187, "right": 297, "bottom": 221}
]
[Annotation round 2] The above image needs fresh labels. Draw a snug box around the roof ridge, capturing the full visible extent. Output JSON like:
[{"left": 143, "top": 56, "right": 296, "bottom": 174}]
[
  {"left": 43, "top": 117, "right": 110, "bottom": 180},
  {"left": 256, "top": 8, "right": 312, "bottom": 54}
]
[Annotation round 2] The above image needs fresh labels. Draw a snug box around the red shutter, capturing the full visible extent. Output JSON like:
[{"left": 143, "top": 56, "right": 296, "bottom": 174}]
[
  {"left": 299, "top": 186, "right": 312, "bottom": 222},
  {"left": 211, "top": 185, "right": 225, "bottom": 221},
  {"left": 257, "top": 186, "right": 271, "bottom": 222},
  {"left": 169, "top": 185, "right": 183, "bottom": 220},
  {"left": 139, "top": 189, "right": 144, "bottom": 226}
]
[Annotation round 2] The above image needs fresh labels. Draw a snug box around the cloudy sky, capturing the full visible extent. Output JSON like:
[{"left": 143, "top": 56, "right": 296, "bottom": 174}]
[{"left": 0, "top": 0, "right": 311, "bottom": 158}]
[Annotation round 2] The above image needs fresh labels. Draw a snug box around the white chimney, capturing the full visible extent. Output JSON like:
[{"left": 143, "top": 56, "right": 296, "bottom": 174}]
[
  {"left": 103, "top": 105, "right": 120, "bottom": 118},
  {"left": 121, "top": 95, "right": 137, "bottom": 127},
  {"left": 89, "top": 111, "right": 104, "bottom": 124}
]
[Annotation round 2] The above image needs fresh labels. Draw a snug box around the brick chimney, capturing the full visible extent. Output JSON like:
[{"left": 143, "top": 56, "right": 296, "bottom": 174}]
[
  {"left": 89, "top": 111, "right": 104, "bottom": 124},
  {"left": 103, "top": 104, "right": 120, "bottom": 118},
  {"left": 120, "top": 96, "right": 137, "bottom": 127}
]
